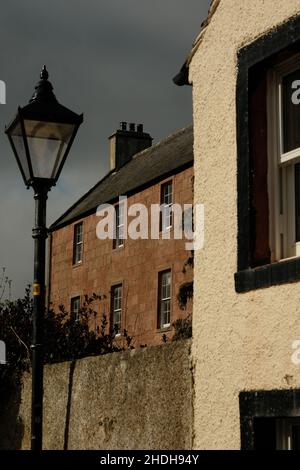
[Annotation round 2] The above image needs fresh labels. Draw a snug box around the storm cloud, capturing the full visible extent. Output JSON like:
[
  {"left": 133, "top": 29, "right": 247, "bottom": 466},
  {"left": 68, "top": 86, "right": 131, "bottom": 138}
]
[{"left": 0, "top": 0, "right": 211, "bottom": 297}]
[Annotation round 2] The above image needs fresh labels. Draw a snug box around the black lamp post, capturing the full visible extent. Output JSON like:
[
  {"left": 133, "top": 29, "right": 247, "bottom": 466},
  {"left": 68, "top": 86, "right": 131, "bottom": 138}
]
[{"left": 5, "top": 66, "right": 83, "bottom": 451}]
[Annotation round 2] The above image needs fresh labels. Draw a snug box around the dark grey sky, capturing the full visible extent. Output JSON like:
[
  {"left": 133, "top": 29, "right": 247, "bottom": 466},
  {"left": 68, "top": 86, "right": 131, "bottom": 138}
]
[{"left": 0, "top": 0, "right": 211, "bottom": 298}]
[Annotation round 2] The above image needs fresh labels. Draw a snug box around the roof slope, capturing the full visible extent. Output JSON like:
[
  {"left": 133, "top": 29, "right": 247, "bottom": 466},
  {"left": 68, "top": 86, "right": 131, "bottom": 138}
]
[
  {"left": 173, "top": 0, "right": 221, "bottom": 86},
  {"left": 51, "top": 124, "right": 193, "bottom": 230},
  {"left": 188, "top": 0, "right": 221, "bottom": 66}
]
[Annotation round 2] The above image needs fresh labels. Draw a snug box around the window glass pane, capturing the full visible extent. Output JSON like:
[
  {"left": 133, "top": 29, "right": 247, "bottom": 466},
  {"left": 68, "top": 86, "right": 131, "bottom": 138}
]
[
  {"left": 114, "top": 204, "right": 124, "bottom": 248},
  {"left": 160, "top": 299, "right": 170, "bottom": 325},
  {"left": 282, "top": 69, "right": 300, "bottom": 153},
  {"left": 118, "top": 225, "right": 124, "bottom": 241},
  {"left": 158, "top": 270, "right": 171, "bottom": 328},
  {"left": 276, "top": 418, "right": 300, "bottom": 450},
  {"left": 76, "top": 223, "right": 82, "bottom": 241},
  {"left": 162, "top": 182, "right": 173, "bottom": 204},
  {"left": 118, "top": 203, "right": 124, "bottom": 224},
  {"left": 292, "top": 425, "right": 300, "bottom": 450},
  {"left": 71, "top": 296, "right": 80, "bottom": 320},
  {"left": 164, "top": 186, "right": 172, "bottom": 204},
  {"left": 73, "top": 222, "right": 83, "bottom": 263},
  {"left": 114, "top": 310, "right": 121, "bottom": 324},
  {"left": 76, "top": 244, "right": 83, "bottom": 263},
  {"left": 112, "top": 285, "right": 122, "bottom": 333},
  {"left": 161, "top": 271, "right": 171, "bottom": 298},
  {"left": 295, "top": 163, "right": 300, "bottom": 242},
  {"left": 161, "top": 182, "right": 173, "bottom": 230}
]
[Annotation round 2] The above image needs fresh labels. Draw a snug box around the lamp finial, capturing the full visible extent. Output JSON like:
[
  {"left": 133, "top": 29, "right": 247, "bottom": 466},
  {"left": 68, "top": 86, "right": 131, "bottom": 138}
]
[{"left": 40, "top": 65, "right": 49, "bottom": 80}]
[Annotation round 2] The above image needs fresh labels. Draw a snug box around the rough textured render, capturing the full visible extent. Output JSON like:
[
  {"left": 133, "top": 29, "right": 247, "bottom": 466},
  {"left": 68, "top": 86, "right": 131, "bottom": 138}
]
[
  {"left": 189, "top": 0, "right": 300, "bottom": 450},
  {"left": 15, "top": 340, "right": 192, "bottom": 450},
  {"left": 185, "top": 0, "right": 221, "bottom": 68}
]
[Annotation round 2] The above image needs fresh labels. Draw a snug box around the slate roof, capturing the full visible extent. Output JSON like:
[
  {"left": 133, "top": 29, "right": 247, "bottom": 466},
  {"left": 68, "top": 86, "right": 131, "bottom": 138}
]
[{"left": 50, "top": 124, "right": 193, "bottom": 230}]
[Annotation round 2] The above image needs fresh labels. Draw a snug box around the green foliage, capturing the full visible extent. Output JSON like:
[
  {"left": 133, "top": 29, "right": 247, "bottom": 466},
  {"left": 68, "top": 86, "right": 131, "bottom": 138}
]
[
  {"left": 177, "top": 282, "right": 193, "bottom": 310},
  {"left": 172, "top": 315, "right": 192, "bottom": 341},
  {"left": 0, "top": 288, "right": 133, "bottom": 393}
]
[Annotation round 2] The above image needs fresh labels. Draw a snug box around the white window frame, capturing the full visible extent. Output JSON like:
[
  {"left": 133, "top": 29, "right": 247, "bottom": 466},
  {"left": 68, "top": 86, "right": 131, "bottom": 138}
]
[
  {"left": 73, "top": 222, "right": 83, "bottom": 264},
  {"left": 268, "top": 54, "right": 300, "bottom": 261},
  {"left": 158, "top": 270, "right": 171, "bottom": 329},
  {"left": 160, "top": 181, "right": 173, "bottom": 232},
  {"left": 111, "top": 284, "right": 122, "bottom": 335},
  {"left": 114, "top": 203, "right": 124, "bottom": 249}
]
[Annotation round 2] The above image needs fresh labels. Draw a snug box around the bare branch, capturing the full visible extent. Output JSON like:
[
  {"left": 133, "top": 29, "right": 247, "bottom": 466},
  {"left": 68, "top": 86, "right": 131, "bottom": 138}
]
[{"left": 10, "top": 326, "right": 30, "bottom": 360}]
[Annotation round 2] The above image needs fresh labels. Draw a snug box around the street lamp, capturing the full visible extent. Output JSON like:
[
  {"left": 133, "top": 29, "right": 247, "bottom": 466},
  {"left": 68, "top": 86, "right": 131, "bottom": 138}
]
[{"left": 5, "top": 66, "right": 83, "bottom": 451}]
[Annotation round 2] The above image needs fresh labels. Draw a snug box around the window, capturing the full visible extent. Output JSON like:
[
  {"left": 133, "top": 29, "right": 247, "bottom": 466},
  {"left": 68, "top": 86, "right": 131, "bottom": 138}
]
[
  {"left": 240, "top": 390, "right": 300, "bottom": 450},
  {"left": 158, "top": 270, "right": 171, "bottom": 328},
  {"left": 113, "top": 203, "right": 124, "bottom": 249},
  {"left": 268, "top": 56, "right": 300, "bottom": 261},
  {"left": 111, "top": 284, "right": 122, "bottom": 334},
  {"left": 160, "top": 181, "right": 173, "bottom": 231},
  {"left": 235, "top": 19, "right": 300, "bottom": 292},
  {"left": 73, "top": 222, "right": 83, "bottom": 264},
  {"left": 70, "top": 296, "right": 80, "bottom": 321}
]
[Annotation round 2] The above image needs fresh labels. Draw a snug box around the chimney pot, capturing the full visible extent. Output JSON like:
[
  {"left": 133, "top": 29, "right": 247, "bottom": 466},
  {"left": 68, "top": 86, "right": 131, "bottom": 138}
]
[
  {"left": 120, "top": 121, "right": 127, "bottom": 131},
  {"left": 129, "top": 123, "right": 135, "bottom": 132},
  {"left": 137, "top": 124, "right": 143, "bottom": 133}
]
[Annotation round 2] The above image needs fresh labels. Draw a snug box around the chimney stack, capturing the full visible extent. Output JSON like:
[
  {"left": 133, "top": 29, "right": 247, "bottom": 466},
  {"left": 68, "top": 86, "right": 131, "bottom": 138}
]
[{"left": 109, "top": 122, "right": 153, "bottom": 171}]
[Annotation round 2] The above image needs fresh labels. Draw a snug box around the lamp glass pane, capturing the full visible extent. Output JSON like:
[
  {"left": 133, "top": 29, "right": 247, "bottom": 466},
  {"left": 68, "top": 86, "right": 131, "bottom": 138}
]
[
  {"left": 23, "top": 120, "right": 75, "bottom": 179},
  {"left": 10, "top": 121, "right": 31, "bottom": 181},
  {"left": 282, "top": 68, "right": 300, "bottom": 153}
]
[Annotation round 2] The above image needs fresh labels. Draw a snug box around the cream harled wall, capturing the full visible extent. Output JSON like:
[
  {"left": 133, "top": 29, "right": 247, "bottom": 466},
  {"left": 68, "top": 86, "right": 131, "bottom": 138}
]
[{"left": 190, "top": 0, "right": 300, "bottom": 450}]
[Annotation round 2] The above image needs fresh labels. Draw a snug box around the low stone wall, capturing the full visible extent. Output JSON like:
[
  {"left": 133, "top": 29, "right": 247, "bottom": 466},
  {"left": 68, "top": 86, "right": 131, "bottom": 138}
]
[{"left": 1, "top": 339, "right": 193, "bottom": 449}]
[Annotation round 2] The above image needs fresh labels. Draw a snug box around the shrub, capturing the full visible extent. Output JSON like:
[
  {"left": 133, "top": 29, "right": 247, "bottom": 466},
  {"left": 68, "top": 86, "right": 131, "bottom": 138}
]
[
  {"left": 172, "top": 315, "right": 192, "bottom": 341},
  {"left": 0, "top": 288, "right": 132, "bottom": 394}
]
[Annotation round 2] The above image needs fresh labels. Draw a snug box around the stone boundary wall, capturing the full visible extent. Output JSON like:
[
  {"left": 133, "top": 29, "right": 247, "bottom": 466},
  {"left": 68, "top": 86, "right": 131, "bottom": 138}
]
[{"left": 0, "top": 339, "right": 193, "bottom": 450}]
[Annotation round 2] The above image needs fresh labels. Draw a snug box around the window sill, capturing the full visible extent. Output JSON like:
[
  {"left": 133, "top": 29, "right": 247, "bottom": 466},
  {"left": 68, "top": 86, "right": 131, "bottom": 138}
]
[
  {"left": 235, "top": 256, "right": 300, "bottom": 293},
  {"left": 72, "top": 261, "right": 83, "bottom": 268},
  {"left": 160, "top": 226, "right": 173, "bottom": 235},
  {"left": 112, "top": 244, "right": 124, "bottom": 252},
  {"left": 157, "top": 324, "right": 171, "bottom": 333}
]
